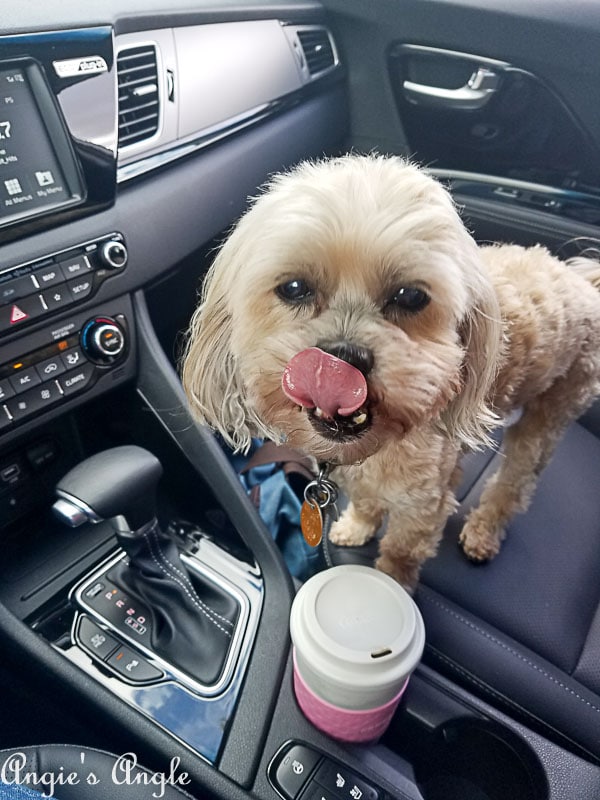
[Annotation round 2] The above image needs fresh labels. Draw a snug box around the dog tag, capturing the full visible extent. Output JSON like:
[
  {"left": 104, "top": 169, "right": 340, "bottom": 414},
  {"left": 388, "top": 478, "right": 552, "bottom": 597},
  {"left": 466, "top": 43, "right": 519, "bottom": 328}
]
[
  {"left": 301, "top": 465, "right": 339, "bottom": 548},
  {"left": 301, "top": 499, "right": 323, "bottom": 547}
]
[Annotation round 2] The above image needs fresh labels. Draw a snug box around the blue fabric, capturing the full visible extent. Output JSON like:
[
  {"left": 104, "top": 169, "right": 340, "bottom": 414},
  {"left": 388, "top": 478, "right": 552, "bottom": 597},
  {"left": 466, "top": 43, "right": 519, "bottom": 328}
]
[
  {"left": 229, "top": 440, "right": 321, "bottom": 582},
  {"left": 0, "top": 783, "right": 52, "bottom": 799}
]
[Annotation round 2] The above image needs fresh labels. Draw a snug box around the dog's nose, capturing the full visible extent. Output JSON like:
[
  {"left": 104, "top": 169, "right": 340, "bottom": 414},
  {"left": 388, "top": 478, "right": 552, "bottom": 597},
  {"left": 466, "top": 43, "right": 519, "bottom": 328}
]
[{"left": 317, "top": 340, "right": 374, "bottom": 376}]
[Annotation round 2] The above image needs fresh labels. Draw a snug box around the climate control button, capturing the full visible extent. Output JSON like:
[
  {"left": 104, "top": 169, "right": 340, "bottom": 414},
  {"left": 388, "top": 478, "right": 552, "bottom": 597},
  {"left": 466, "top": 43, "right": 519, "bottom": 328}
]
[
  {"left": 5, "top": 380, "right": 63, "bottom": 420},
  {"left": 80, "top": 316, "right": 126, "bottom": 364},
  {"left": 60, "top": 363, "right": 95, "bottom": 396},
  {"left": 9, "top": 366, "right": 41, "bottom": 394}
]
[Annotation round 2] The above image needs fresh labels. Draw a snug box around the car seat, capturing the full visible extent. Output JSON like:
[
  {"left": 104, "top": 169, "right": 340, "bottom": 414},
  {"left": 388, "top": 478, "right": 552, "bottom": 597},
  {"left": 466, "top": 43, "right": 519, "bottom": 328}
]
[{"left": 325, "top": 401, "right": 600, "bottom": 764}]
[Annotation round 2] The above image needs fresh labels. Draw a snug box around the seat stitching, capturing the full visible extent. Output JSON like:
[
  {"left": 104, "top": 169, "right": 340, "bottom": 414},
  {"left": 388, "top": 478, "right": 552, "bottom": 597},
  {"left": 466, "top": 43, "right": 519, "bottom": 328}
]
[
  {"left": 425, "top": 647, "right": 598, "bottom": 762},
  {"left": 419, "top": 592, "right": 600, "bottom": 714},
  {"left": 427, "top": 647, "right": 560, "bottom": 727}
]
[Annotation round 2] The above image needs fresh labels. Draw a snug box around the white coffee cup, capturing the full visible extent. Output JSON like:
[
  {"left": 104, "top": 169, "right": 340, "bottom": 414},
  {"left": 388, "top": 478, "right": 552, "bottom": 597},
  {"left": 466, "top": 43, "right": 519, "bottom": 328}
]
[{"left": 290, "top": 564, "right": 425, "bottom": 742}]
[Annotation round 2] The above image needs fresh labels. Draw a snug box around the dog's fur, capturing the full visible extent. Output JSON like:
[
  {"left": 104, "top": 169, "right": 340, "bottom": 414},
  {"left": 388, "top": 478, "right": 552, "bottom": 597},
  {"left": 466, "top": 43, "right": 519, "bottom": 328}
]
[{"left": 181, "top": 154, "right": 600, "bottom": 590}]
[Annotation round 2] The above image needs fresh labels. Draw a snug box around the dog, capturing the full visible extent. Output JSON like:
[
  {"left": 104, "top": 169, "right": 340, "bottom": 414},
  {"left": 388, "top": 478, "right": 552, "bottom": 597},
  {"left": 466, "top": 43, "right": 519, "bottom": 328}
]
[{"left": 181, "top": 154, "right": 600, "bottom": 590}]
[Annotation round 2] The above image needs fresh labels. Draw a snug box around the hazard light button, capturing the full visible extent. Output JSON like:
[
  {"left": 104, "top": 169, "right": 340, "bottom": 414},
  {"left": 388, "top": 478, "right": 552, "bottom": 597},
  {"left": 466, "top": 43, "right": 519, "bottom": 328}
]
[{"left": 0, "top": 295, "right": 45, "bottom": 332}]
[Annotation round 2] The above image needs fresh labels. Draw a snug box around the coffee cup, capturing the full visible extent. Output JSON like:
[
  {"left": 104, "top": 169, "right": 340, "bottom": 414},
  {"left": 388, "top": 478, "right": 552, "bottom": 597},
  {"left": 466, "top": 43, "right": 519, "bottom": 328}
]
[{"left": 289, "top": 564, "right": 425, "bottom": 743}]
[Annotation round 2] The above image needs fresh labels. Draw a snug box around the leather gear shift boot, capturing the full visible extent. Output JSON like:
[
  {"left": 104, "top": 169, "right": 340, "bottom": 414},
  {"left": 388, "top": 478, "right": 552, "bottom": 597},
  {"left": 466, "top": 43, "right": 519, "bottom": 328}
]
[{"left": 108, "top": 521, "right": 239, "bottom": 686}]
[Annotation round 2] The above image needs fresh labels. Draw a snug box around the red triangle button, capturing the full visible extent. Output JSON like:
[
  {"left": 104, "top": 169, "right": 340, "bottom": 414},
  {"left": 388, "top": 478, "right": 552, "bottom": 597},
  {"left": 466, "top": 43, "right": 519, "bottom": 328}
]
[{"left": 10, "top": 305, "right": 28, "bottom": 324}]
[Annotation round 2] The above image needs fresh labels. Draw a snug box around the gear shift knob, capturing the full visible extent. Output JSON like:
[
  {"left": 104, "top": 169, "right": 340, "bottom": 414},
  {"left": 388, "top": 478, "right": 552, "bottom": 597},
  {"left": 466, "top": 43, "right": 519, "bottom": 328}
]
[
  {"left": 53, "top": 445, "right": 162, "bottom": 532},
  {"left": 54, "top": 445, "right": 241, "bottom": 685}
]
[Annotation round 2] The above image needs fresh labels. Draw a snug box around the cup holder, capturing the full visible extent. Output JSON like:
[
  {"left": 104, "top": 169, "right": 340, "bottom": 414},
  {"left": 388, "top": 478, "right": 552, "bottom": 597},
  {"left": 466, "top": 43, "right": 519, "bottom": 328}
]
[{"left": 413, "top": 718, "right": 549, "bottom": 800}]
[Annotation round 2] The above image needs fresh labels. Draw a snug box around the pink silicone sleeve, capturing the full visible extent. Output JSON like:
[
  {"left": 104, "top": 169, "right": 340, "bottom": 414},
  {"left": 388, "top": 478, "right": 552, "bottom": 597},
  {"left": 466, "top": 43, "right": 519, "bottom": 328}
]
[{"left": 292, "top": 653, "right": 408, "bottom": 743}]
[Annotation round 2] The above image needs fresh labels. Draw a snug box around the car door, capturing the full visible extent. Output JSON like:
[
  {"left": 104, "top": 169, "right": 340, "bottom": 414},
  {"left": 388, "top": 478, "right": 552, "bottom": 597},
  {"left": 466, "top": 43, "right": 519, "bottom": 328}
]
[{"left": 321, "top": 0, "right": 600, "bottom": 257}]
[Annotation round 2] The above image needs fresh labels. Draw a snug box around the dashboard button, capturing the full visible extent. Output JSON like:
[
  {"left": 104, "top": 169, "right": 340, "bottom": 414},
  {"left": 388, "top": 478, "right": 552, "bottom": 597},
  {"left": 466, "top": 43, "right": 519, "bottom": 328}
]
[
  {"left": 34, "top": 264, "right": 64, "bottom": 289},
  {"left": 26, "top": 439, "right": 59, "bottom": 470},
  {"left": 272, "top": 744, "right": 322, "bottom": 800},
  {"left": 9, "top": 366, "right": 41, "bottom": 394},
  {"left": 314, "top": 760, "right": 380, "bottom": 800},
  {"left": 0, "top": 379, "right": 15, "bottom": 402},
  {"left": 59, "top": 363, "right": 95, "bottom": 396},
  {"left": 5, "top": 380, "right": 62, "bottom": 420},
  {"left": 67, "top": 276, "right": 93, "bottom": 301},
  {"left": 78, "top": 616, "right": 119, "bottom": 661},
  {"left": 41, "top": 284, "right": 73, "bottom": 311},
  {"left": 96, "top": 324, "right": 123, "bottom": 356},
  {"left": 58, "top": 254, "right": 92, "bottom": 279},
  {"left": 60, "top": 347, "right": 84, "bottom": 370},
  {"left": 301, "top": 784, "right": 339, "bottom": 800},
  {"left": 81, "top": 317, "right": 126, "bottom": 363},
  {"left": 0, "top": 295, "right": 46, "bottom": 332},
  {"left": 99, "top": 240, "right": 128, "bottom": 269},
  {"left": 35, "top": 356, "right": 66, "bottom": 382},
  {"left": 0, "top": 275, "right": 37, "bottom": 305},
  {"left": 107, "top": 645, "right": 163, "bottom": 683}
]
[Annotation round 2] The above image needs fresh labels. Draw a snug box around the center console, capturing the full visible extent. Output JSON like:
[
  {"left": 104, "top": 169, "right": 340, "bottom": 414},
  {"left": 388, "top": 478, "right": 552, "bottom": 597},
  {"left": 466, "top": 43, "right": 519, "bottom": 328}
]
[
  {"left": 66, "top": 529, "right": 262, "bottom": 764},
  {"left": 46, "top": 445, "right": 263, "bottom": 765}
]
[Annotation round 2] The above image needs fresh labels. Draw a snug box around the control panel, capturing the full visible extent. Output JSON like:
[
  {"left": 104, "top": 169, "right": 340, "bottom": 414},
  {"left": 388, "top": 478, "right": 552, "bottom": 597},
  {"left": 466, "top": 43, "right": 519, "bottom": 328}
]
[
  {"left": 0, "top": 297, "right": 136, "bottom": 439},
  {"left": 269, "top": 741, "right": 385, "bottom": 800},
  {"left": 0, "top": 233, "right": 127, "bottom": 336},
  {"left": 77, "top": 615, "right": 164, "bottom": 684},
  {"left": 0, "top": 314, "right": 128, "bottom": 432}
]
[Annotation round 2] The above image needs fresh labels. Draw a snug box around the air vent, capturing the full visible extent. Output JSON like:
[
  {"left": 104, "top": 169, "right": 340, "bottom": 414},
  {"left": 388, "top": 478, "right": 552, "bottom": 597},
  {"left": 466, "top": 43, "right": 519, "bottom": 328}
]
[
  {"left": 296, "top": 28, "right": 337, "bottom": 77},
  {"left": 117, "top": 44, "right": 160, "bottom": 148}
]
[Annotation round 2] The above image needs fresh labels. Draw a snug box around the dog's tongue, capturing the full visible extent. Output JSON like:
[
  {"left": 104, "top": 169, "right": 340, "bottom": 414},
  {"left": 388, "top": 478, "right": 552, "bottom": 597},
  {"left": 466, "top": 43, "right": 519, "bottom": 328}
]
[{"left": 282, "top": 347, "right": 367, "bottom": 419}]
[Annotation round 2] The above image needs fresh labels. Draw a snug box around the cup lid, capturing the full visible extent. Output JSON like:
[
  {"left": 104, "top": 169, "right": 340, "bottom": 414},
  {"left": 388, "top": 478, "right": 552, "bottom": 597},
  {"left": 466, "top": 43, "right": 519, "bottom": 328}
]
[{"left": 290, "top": 565, "right": 425, "bottom": 691}]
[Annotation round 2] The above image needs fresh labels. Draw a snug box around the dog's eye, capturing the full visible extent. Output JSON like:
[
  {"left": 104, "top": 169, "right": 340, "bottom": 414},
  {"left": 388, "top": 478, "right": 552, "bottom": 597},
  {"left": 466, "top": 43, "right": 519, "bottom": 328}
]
[
  {"left": 275, "top": 278, "right": 314, "bottom": 305},
  {"left": 385, "top": 287, "right": 430, "bottom": 314}
]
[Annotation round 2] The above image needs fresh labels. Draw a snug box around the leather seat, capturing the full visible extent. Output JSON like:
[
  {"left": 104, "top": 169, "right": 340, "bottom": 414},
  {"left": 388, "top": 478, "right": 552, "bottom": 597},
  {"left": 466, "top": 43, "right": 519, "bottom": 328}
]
[
  {"left": 0, "top": 745, "right": 196, "bottom": 799},
  {"left": 325, "top": 405, "right": 600, "bottom": 764}
]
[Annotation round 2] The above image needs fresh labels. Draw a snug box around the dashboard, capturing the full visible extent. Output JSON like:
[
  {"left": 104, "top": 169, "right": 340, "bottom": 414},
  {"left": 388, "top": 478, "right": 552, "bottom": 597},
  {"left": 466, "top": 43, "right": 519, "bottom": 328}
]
[{"left": 0, "top": 2, "right": 347, "bottom": 514}]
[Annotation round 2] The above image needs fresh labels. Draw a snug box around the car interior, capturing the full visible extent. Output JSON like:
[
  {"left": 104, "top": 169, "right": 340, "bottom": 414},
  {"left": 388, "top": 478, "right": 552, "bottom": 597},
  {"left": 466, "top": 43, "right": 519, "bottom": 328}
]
[{"left": 1, "top": 1, "right": 600, "bottom": 799}]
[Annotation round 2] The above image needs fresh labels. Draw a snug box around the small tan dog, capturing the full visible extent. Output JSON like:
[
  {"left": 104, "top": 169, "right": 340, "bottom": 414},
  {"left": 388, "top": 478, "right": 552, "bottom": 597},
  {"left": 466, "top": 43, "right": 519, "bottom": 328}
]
[{"left": 181, "top": 154, "right": 600, "bottom": 590}]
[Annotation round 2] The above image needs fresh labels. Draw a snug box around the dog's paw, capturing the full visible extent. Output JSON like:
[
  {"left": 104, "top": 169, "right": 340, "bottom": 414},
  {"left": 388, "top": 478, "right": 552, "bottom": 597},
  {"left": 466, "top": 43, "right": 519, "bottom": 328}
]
[
  {"left": 328, "top": 515, "right": 376, "bottom": 547},
  {"left": 459, "top": 516, "right": 504, "bottom": 563}
]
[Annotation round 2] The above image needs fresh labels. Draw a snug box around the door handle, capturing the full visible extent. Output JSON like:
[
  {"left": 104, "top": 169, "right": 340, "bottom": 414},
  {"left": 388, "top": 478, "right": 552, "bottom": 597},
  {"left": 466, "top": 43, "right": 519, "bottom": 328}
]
[{"left": 403, "top": 66, "right": 500, "bottom": 110}]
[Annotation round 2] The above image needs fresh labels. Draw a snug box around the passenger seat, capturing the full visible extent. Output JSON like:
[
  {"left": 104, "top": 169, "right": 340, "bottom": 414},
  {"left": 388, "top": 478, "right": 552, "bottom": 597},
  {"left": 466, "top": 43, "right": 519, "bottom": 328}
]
[{"left": 325, "top": 402, "right": 600, "bottom": 764}]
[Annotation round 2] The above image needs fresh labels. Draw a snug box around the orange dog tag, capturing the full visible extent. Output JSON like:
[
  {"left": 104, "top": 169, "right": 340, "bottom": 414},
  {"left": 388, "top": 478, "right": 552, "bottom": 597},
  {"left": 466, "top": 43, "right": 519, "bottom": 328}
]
[
  {"left": 301, "top": 464, "right": 339, "bottom": 548},
  {"left": 301, "top": 499, "right": 323, "bottom": 547}
]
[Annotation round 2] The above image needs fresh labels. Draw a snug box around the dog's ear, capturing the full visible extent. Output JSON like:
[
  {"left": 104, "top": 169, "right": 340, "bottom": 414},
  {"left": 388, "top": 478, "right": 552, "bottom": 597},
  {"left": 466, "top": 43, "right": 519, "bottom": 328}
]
[
  {"left": 440, "top": 263, "right": 502, "bottom": 450},
  {"left": 181, "top": 256, "right": 257, "bottom": 454}
]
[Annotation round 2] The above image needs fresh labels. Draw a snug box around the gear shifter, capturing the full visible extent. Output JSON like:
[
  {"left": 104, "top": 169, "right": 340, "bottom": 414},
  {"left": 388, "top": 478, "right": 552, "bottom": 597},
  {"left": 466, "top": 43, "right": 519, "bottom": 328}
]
[{"left": 54, "top": 445, "right": 240, "bottom": 686}]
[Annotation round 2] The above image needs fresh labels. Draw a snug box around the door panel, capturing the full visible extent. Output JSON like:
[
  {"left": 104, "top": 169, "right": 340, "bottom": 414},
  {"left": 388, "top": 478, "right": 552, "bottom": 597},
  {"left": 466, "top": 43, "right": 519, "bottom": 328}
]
[
  {"left": 389, "top": 43, "right": 598, "bottom": 190},
  {"left": 322, "top": 0, "right": 600, "bottom": 249}
]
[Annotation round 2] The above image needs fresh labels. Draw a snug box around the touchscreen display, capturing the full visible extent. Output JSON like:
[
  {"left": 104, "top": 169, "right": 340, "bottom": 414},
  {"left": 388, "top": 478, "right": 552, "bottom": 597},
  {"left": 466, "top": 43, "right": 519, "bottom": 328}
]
[{"left": 0, "top": 62, "right": 83, "bottom": 227}]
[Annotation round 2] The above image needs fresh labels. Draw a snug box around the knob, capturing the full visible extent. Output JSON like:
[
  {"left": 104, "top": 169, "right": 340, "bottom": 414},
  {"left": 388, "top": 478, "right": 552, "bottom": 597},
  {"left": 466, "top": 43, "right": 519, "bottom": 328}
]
[
  {"left": 99, "top": 239, "right": 128, "bottom": 269},
  {"left": 53, "top": 445, "right": 162, "bottom": 532},
  {"left": 81, "top": 316, "right": 126, "bottom": 364}
]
